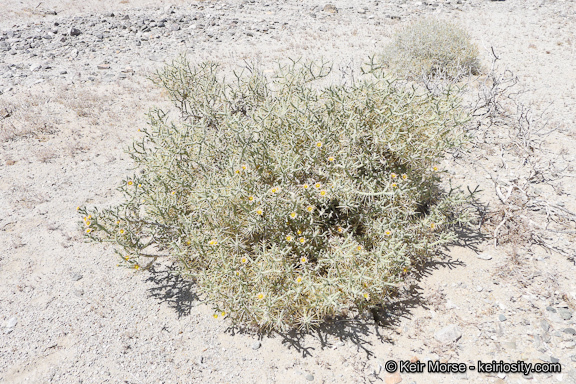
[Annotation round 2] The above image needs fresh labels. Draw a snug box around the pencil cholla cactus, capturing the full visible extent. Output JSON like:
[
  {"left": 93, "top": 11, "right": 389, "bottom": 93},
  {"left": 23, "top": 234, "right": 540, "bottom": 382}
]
[
  {"left": 79, "top": 57, "right": 474, "bottom": 331},
  {"left": 382, "top": 18, "right": 481, "bottom": 80}
]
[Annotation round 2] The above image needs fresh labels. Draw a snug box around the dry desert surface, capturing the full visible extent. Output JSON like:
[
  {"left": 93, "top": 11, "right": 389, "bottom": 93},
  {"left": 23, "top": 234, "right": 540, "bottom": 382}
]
[{"left": 1, "top": 0, "right": 576, "bottom": 383}]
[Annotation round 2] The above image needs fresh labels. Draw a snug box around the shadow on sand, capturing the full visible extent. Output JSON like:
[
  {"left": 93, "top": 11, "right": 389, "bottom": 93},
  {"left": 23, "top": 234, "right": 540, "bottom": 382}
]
[{"left": 144, "top": 225, "right": 486, "bottom": 358}]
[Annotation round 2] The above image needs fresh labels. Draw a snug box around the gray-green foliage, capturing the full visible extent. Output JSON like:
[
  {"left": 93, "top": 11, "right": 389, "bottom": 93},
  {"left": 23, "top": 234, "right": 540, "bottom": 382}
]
[
  {"left": 79, "top": 57, "right": 474, "bottom": 331},
  {"left": 382, "top": 18, "right": 481, "bottom": 79}
]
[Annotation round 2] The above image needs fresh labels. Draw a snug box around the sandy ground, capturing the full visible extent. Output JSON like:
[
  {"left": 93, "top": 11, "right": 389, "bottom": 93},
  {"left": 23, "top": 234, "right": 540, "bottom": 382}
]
[{"left": 1, "top": 0, "right": 576, "bottom": 383}]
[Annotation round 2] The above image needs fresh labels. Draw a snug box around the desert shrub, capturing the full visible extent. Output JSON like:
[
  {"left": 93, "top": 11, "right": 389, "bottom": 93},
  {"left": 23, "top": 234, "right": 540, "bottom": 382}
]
[
  {"left": 79, "top": 57, "right": 474, "bottom": 331},
  {"left": 381, "top": 18, "right": 481, "bottom": 80}
]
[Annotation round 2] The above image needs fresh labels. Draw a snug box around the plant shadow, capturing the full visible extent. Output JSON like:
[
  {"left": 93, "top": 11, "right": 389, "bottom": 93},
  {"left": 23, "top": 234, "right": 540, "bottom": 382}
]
[
  {"left": 144, "top": 225, "right": 486, "bottom": 357},
  {"left": 145, "top": 263, "right": 200, "bottom": 318}
]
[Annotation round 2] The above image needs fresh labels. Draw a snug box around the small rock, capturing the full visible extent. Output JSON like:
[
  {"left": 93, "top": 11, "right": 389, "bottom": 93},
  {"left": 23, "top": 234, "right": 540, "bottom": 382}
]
[
  {"left": 541, "top": 320, "right": 551, "bottom": 332},
  {"left": 384, "top": 371, "right": 402, "bottom": 384},
  {"left": 502, "top": 341, "right": 517, "bottom": 350},
  {"left": 499, "top": 314, "right": 507, "bottom": 322},
  {"left": 557, "top": 308, "right": 573, "bottom": 320},
  {"left": 476, "top": 252, "right": 493, "bottom": 260},
  {"left": 167, "top": 24, "right": 180, "bottom": 32},
  {"left": 71, "top": 273, "right": 83, "bottom": 281},
  {"left": 563, "top": 341, "right": 576, "bottom": 349},
  {"left": 434, "top": 324, "right": 462, "bottom": 344},
  {"left": 323, "top": 4, "right": 338, "bottom": 13},
  {"left": 476, "top": 286, "right": 483, "bottom": 292},
  {"left": 69, "top": 27, "right": 82, "bottom": 36},
  {"left": 97, "top": 64, "right": 110, "bottom": 70},
  {"left": 373, "top": 359, "right": 384, "bottom": 375},
  {"left": 305, "top": 373, "right": 314, "bottom": 381},
  {"left": 546, "top": 306, "right": 557, "bottom": 313},
  {"left": 538, "top": 355, "right": 551, "bottom": 363},
  {"left": 6, "top": 317, "right": 17, "bottom": 328},
  {"left": 564, "top": 328, "right": 576, "bottom": 335},
  {"left": 571, "top": 355, "right": 576, "bottom": 363},
  {"left": 550, "top": 356, "right": 560, "bottom": 364},
  {"left": 30, "top": 63, "right": 42, "bottom": 71},
  {"left": 251, "top": 341, "right": 261, "bottom": 350},
  {"left": 245, "top": 31, "right": 254, "bottom": 37}
]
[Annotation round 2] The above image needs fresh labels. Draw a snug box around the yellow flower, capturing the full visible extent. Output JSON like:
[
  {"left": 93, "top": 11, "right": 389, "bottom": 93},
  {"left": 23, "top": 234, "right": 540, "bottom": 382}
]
[
  {"left": 391, "top": 183, "right": 398, "bottom": 188},
  {"left": 299, "top": 237, "right": 306, "bottom": 244},
  {"left": 430, "top": 222, "right": 436, "bottom": 229},
  {"left": 403, "top": 267, "right": 408, "bottom": 274},
  {"left": 221, "top": 311, "right": 226, "bottom": 317},
  {"left": 235, "top": 169, "right": 241, "bottom": 174},
  {"left": 138, "top": 184, "right": 142, "bottom": 188},
  {"left": 171, "top": 191, "right": 176, "bottom": 195},
  {"left": 213, "top": 314, "right": 218, "bottom": 319},
  {"left": 319, "top": 190, "right": 326, "bottom": 196},
  {"left": 295, "top": 276, "right": 302, "bottom": 283},
  {"left": 314, "top": 182, "right": 321, "bottom": 189},
  {"left": 390, "top": 173, "right": 397, "bottom": 179},
  {"left": 256, "top": 208, "right": 263, "bottom": 216},
  {"left": 401, "top": 174, "right": 408, "bottom": 180},
  {"left": 115, "top": 220, "right": 120, "bottom": 225},
  {"left": 286, "top": 235, "right": 293, "bottom": 242},
  {"left": 248, "top": 195, "right": 255, "bottom": 202},
  {"left": 241, "top": 257, "right": 248, "bottom": 264},
  {"left": 337, "top": 226, "right": 344, "bottom": 233},
  {"left": 134, "top": 264, "right": 140, "bottom": 270},
  {"left": 297, "top": 230, "right": 302, "bottom": 235},
  {"left": 257, "top": 292, "right": 265, "bottom": 300},
  {"left": 385, "top": 230, "right": 392, "bottom": 236},
  {"left": 235, "top": 270, "right": 240, "bottom": 276},
  {"left": 76, "top": 206, "right": 80, "bottom": 211},
  {"left": 306, "top": 205, "right": 314, "bottom": 213},
  {"left": 363, "top": 293, "right": 370, "bottom": 301},
  {"left": 289, "top": 212, "right": 297, "bottom": 219},
  {"left": 328, "top": 156, "right": 335, "bottom": 162},
  {"left": 315, "top": 141, "right": 323, "bottom": 148},
  {"left": 85, "top": 228, "right": 92, "bottom": 234},
  {"left": 127, "top": 180, "right": 134, "bottom": 186},
  {"left": 300, "top": 256, "right": 308, "bottom": 263},
  {"left": 302, "top": 184, "right": 309, "bottom": 189},
  {"left": 241, "top": 165, "right": 247, "bottom": 171},
  {"left": 85, "top": 220, "right": 91, "bottom": 226},
  {"left": 270, "top": 187, "right": 279, "bottom": 194},
  {"left": 119, "top": 229, "right": 125, "bottom": 235},
  {"left": 208, "top": 239, "right": 218, "bottom": 246},
  {"left": 433, "top": 166, "right": 439, "bottom": 172},
  {"left": 186, "top": 240, "right": 191, "bottom": 245},
  {"left": 125, "top": 255, "right": 130, "bottom": 260},
  {"left": 357, "top": 245, "right": 363, "bottom": 251}
]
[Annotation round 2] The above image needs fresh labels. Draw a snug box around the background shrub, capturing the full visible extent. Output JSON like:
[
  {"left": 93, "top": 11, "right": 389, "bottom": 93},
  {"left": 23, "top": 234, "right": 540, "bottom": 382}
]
[
  {"left": 381, "top": 18, "right": 481, "bottom": 80},
  {"left": 79, "top": 57, "right": 474, "bottom": 331}
]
